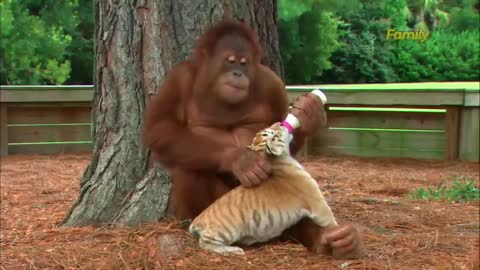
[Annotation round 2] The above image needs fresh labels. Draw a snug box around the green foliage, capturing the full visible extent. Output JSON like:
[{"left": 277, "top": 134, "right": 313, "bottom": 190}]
[
  {"left": 41, "top": 59, "right": 72, "bottom": 84},
  {"left": 65, "top": 0, "right": 94, "bottom": 84},
  {"left": 279, "top": 10, "right": 340, "bottom": 83},
  {"left": 2, "top": 0, "right": 478, "bottom": 85},
  {"left": 409, "top": 176, "right": 480, "bottom": 203},
  {"left": 390, "top": 30, "right": 480, "bottom": 82},
  {"left": 0, "top": 0, "right": 73, "bottom": 84},
  {"left": 278, "top": 0, "right": 318, "bottom": 20},
  {"left": 446, "top": 0, "right": 480, "bottom": 31},
  {"left": 27, "top": 0, "right": 94, "bottom": 84},
  {"left": 0, "top": 0, "right": 93, "bottom": 85},
  {"left": 384, "top": 0, "right": 409, "bottom": 29},
  {"left": 310, "top": 0, "right": 478, "bottom": 84},
  {"left": 317, "top": 3, "right": 397, "bottom": 83},
  {"left": 404, "top": 0, "right": 451, "bottom": 31},
  {"left": 279, "top": 0, "right": 349, "bottom": 84},
  {"left": 386, "top": 0, "right": 478, "bottom": 82},
  {"left": 279, "top": 0, "right": 362, "bottom": 20}
]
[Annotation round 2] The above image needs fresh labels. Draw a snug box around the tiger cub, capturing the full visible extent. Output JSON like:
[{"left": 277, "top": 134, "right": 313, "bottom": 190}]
[{"left": 188, "top": 122, "right": 338, "bottom": 255}]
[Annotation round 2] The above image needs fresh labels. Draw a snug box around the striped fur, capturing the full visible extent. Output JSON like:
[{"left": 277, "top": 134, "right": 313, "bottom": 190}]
[{"left": 188, "top": 122, "right": 337, "bottom": 255}]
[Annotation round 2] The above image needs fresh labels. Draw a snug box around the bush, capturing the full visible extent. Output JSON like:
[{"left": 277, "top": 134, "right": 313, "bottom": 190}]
[
  {"left": 445, "top": 0, "right": 480, "bottom": 32},
  {"left": 317, "top": 3, "right": 398, "bottom": 83},
  {"left": 390, "top": 30, "right": 480, "bottom": 82}
]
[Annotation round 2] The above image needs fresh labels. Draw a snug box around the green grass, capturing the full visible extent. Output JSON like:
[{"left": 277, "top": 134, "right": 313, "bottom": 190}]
[{"left": 409, "top": 176, "right": 480, "bottom": 203}]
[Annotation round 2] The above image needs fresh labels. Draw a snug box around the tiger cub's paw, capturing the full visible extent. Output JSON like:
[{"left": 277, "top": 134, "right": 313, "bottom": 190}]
[
  {"left": 220, "top": 246, "right": 245, "bottom": 256},
  {"left": 200, "top": 242, "right": 245, "bottom": 256},
  {"left": 209, "top": 245, "right": 245, "bottom": 256}
]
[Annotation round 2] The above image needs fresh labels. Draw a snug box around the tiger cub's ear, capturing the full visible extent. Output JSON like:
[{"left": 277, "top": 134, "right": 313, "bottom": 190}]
[
  {"left": 270, "top": 122, "right": 282, "bottom": 129},
  {"left": 248, "top": 132, "right": 268, "bottom": 153}
]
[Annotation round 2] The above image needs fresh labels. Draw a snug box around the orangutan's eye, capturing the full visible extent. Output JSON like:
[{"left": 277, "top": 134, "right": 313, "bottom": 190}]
[
  {"left": 227, "top": 55, "right": 236, "bottom": 63},
  {"left": 240, "top": 57, "right": 247, "bottom": 65}
]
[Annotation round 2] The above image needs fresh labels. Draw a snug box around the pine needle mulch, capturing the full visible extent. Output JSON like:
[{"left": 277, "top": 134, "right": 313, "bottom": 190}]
[{"left": 1, "top": 154, "right": 479, "bottom": 270}]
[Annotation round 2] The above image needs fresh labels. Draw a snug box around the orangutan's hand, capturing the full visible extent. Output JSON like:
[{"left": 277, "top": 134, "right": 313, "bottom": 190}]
[
  {"left": 315, "top": 223, "right": 363, "bottom": 259},
  {"left": 290, "top": 93, "right": 327, "bottom": 137},
  {"left": 229, "top": 148, "right": 271, "bottom": 188}
]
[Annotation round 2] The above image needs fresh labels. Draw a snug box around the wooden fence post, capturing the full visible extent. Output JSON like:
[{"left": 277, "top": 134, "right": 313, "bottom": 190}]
[
  {"left": 458, "top": 89, "right": 480, "bottom": 161},
  {"left": 1, "top": 103, "right": 8, "bottom": 156},
  {"left": 458, "top": 107, "right": 480, "bottom": 162},
  {"left": 445, "top": 106, "right": 460, "bottom": 160}
]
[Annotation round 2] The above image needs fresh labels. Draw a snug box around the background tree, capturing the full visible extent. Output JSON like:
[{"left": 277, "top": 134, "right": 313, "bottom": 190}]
[
  {"left": 62, "top": 0, "right": 283, "bottom": 227},
  {"left": 278, "top": 0, "right": 364, "bottom": 84},
  {"left": 404, "top": 0, "right": 450, "bottom": 31}
]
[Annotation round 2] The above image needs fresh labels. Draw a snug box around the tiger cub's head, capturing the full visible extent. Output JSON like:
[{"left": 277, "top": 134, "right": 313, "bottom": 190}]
[{"left": 248, "top": 122, "right": 293, "bottom": 157}]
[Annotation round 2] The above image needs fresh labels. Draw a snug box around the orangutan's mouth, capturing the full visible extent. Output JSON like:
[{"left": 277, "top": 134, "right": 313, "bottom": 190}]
[{"left": 225, "top": 82, "right": 246, "bottom": 92}]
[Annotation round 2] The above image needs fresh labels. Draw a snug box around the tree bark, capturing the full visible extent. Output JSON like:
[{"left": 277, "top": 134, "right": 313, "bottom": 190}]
[{"left": 63, "top": 0, "right": 283, "bottom": 227}]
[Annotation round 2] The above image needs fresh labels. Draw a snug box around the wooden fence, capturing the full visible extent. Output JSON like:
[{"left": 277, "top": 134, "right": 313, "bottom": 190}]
[{"left": 0, "top": 82, "right": 479, "bottom": 161}]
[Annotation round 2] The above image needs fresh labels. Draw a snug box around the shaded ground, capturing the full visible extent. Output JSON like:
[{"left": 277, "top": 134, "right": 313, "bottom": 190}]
[{"left": 1, "top": 154, "right": 479, "bottom": 270}]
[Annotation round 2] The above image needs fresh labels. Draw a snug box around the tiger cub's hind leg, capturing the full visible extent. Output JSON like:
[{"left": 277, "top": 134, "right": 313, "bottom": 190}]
[{"left": 197, "top": 232, "right": 245, "bottom": 256}]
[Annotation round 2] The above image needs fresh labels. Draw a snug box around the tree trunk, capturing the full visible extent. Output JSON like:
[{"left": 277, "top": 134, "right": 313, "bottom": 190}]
[{"left": 63, "top": 0, "right": 283, "bottom": 227}]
